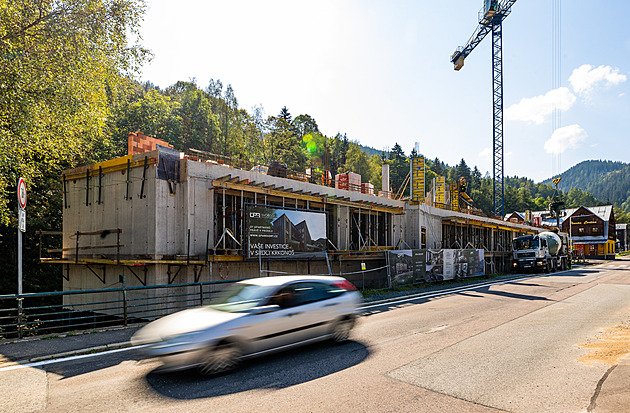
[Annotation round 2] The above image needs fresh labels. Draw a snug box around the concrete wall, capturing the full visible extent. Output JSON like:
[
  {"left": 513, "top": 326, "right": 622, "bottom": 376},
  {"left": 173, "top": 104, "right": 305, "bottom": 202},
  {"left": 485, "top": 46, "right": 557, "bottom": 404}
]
[
  {"left": 63, "top": 152, "right": 160, "bottom": 260},
  {"left": 62, "top": 147, "right": 546, "bottom": 317}
]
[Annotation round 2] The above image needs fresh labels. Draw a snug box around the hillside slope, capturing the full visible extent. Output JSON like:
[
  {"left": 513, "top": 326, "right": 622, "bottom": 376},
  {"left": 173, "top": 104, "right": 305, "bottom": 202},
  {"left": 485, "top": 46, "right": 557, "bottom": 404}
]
[{"left": 543, "top": 160, "right": 630, "bottom": 210}]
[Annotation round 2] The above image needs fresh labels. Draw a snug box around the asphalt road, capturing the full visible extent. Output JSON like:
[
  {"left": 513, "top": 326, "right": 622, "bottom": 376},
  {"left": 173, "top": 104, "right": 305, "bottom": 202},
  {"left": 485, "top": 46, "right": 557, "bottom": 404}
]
[{"left": 3, "top": 257, "right": 630, "bottom": 412}]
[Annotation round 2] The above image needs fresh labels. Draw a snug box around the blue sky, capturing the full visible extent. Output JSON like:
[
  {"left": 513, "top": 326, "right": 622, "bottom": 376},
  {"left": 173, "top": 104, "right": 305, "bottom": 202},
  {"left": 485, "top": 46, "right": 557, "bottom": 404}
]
[{"left": 139, "top": 0, "right": 629, "bottom": 183}]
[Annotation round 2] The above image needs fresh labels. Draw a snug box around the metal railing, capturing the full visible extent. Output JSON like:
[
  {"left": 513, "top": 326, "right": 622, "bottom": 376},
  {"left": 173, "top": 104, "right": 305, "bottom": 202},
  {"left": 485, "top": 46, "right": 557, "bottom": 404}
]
[{"left": 0, "top": 278, "right": 241, "bottom": 340}]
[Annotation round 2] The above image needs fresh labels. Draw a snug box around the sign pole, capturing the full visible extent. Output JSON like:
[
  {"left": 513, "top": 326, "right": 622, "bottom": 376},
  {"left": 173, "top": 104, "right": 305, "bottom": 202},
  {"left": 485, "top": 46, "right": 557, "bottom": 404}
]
[
  {"left": 17, "top": 177, "right": 27, "bottom": 338},
  {"left": 17, "top": 177, "right": 27, "bottom": 295},
  {"left": 18, "top": 222, "right": 22, "bottom": 295}
]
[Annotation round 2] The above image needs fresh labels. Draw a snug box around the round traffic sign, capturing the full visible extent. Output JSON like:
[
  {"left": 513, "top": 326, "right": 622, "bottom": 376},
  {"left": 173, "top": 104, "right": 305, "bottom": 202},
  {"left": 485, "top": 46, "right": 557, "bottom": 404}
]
[{"left": 18, "top": 177, "right": 27, "bottom": 209}]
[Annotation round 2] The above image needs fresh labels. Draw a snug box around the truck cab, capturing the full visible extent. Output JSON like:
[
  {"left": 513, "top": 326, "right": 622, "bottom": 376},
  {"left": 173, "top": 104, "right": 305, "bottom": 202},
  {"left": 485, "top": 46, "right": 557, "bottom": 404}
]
[
  {"left": 512, "top": 231, "right": 570, "bottom": 273},
  {"left": 512, "top": 235, "right": 549, "bottom": 272}
]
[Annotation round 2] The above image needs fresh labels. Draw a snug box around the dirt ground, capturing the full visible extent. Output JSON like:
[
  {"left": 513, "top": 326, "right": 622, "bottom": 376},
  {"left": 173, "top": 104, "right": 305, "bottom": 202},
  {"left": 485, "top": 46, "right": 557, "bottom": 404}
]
[{"left": 578, "top": 318, "right": 630, "bottom": 366}]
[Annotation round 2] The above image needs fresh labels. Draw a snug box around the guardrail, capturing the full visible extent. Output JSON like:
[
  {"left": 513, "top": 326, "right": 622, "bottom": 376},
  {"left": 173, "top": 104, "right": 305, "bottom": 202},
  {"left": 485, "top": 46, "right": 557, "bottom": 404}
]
[{"left": 0, "top": 278, "right": 241, "bottom": 340}]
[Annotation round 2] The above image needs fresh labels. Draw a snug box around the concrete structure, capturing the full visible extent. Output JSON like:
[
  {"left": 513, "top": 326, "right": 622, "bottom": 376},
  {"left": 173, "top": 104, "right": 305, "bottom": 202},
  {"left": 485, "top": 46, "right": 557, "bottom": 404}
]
[
  {"left": 55, "top": 145, "right": 405, "bottom": 292},
  {"left": 47, "top": 137, "right": 546, "bottom": 315}
]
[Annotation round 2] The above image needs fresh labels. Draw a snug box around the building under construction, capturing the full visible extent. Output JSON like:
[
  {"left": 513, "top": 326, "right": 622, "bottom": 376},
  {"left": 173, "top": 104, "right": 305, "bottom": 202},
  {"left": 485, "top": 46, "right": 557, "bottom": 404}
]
[{"left": 43, "top": 133, "right": 540, "bottom": 309}]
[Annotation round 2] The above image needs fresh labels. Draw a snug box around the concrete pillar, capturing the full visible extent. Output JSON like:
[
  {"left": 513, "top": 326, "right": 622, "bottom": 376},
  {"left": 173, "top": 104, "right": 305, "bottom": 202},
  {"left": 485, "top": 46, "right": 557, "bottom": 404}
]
[{"left": 336, "top": 205, "right": 350, "bottom": 250}]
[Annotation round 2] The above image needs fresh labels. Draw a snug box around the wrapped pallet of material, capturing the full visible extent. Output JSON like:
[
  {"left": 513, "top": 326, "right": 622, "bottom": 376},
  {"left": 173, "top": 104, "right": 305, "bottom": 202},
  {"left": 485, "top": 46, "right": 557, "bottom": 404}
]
[
  {"left": 335, "top": 173, "right": 349, "bottom": 190},
  {"left": 347, "top": 172, "right": 361, "bottom": 192},
  {"left": 361, "top": 182, "right": 374, "bottom": 195}
]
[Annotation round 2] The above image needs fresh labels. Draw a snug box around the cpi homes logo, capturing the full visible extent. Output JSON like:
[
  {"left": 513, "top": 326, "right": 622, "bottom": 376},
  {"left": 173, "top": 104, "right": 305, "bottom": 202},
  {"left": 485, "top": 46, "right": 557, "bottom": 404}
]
[{"left": 249, "top": 211, "right": 275, "bottom": 219}]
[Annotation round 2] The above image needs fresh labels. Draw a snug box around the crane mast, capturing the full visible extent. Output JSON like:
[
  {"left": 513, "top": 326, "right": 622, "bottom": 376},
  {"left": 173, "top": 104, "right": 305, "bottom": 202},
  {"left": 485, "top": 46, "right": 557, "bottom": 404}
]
[{"left": 451, "top": 0, "right": 517, "bottom": 218}]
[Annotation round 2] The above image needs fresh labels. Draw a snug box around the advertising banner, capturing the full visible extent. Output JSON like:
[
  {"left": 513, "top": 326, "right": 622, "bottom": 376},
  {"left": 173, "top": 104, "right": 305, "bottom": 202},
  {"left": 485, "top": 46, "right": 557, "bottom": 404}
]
[
  {"left": 388, "top": 249, "right": 426, "bottom": 287},
  {"left": 246, "top": 205, "right": 327, "bottom": 258},
  {"left": 389, "top": 248, "right": 485, "bottom": 286},
  {"left": 427, "top": 249, "right": 485, "bottom": 281}
]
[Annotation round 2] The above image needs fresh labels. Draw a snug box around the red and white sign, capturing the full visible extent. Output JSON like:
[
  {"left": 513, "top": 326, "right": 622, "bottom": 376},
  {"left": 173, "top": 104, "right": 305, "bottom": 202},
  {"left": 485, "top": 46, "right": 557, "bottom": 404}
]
[{"left": 18, "top": 177, "right": 27, "bottom": 209}]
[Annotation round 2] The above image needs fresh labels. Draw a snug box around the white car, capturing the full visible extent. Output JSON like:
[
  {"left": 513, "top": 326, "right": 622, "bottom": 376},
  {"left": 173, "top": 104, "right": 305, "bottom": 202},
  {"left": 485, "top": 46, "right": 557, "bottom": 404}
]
[{"left": 131, "top": 275, "right": 362, "bottom": 375}]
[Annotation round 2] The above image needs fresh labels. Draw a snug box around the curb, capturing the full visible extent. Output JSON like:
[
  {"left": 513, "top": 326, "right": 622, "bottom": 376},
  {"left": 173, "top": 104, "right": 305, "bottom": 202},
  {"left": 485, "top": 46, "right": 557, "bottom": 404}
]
[
  {"left": 29, "top": 341, "right": 133, "bottom": 363},
  {"left": 4, "top": 264, "right": 600, "bottom": 366},
  {"left": 0, "top": 341, "right": 135, "bottom": 368}
]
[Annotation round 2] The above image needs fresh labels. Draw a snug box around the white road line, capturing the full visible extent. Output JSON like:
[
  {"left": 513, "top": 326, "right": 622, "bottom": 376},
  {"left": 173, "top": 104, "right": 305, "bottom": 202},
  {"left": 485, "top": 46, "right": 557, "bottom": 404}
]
[
  {"left": 0, "top": 267, "right": 585, "bottom": 372},
  {"left": 0, "top": 344, "right": 148, "bottom": 373},
  {"left": 361, "top": 273, "right": 551, "bottom": 311}
]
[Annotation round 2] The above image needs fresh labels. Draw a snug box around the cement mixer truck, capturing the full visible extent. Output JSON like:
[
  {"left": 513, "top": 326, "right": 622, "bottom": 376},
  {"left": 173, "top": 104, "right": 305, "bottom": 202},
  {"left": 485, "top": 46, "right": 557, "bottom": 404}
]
[{"left": 512, "top": 231, "right": 570, "bottom": 273}]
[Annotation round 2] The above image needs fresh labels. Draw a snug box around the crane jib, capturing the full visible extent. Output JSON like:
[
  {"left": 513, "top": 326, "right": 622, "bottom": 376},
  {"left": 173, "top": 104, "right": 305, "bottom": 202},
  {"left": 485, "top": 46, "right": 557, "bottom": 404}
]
[{"left": 450, "top": 0, "right": 517, "bottom": 217}]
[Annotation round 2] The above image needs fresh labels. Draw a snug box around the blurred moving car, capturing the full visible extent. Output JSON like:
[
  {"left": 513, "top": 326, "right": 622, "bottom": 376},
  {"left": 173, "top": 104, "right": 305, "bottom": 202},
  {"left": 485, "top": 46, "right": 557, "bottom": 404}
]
[{"left": 131, "top": 275, "right": 362, "bottom": 375}]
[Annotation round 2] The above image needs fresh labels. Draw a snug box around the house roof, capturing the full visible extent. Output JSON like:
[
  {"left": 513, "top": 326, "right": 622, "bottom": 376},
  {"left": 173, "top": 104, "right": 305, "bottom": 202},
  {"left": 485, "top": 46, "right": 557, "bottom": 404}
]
[
  {"left": 504, "top": 211, "right": 525, "bottom": 220},
  {"left": 507, "top": 205, "right": 614, "bottom": 227}
]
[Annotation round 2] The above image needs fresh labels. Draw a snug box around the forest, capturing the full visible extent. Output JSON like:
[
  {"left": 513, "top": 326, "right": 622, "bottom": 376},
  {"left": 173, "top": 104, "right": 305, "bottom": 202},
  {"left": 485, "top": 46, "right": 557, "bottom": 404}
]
[
  {"left": 1, "top": 0, "right": 628, "bottom": 294},
  {"left": 543, "top": 160, "right": 630, "bottom": 212}
]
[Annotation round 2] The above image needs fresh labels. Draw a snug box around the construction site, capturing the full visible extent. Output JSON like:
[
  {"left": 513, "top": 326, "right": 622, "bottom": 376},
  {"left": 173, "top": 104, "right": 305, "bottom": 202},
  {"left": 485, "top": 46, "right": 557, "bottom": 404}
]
[
  {"left": 39, "top": 131, "right": 542, "bottom": 314},
  {"left": 29, "top": 0, "right": 562, "bottom": 315}
]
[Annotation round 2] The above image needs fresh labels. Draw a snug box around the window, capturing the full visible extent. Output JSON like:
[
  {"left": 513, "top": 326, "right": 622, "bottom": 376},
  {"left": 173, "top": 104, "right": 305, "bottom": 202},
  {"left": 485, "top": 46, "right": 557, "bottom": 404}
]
[{"left": 269, "top": 282, "right": 343, "bottom": 308}]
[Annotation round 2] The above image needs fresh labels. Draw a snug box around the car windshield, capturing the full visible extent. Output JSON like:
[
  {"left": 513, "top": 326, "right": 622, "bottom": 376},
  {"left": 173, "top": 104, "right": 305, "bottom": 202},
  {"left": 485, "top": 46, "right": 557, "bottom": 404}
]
[
  {"left": 207, "top": 283, "right": 275, "bottom": 313},
  {"left": 513, "top": 237, "right": 539, "bottom": 250}
]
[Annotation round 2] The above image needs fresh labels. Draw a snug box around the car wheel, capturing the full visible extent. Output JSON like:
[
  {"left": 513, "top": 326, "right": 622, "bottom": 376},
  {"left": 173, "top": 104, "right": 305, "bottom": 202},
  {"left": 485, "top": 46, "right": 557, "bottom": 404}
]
[
  {"left": 331, "top": 318, "right": 354, "bottom": 343},
  {"left": 198, "top": 341, "right": 242, "bottom": 375}
]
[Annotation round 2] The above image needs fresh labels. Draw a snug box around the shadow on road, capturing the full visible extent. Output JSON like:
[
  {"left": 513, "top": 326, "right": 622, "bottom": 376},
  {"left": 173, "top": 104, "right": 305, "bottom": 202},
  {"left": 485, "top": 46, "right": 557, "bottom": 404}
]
[
  {"left": 143, "top": 339, "right": 370, "bottom": 399},
  {"left": 458, "top": 287, "right": 551, "bottom": 301},
  {"left": 560, "top": 268, "right": 601, "bottom": 276}
]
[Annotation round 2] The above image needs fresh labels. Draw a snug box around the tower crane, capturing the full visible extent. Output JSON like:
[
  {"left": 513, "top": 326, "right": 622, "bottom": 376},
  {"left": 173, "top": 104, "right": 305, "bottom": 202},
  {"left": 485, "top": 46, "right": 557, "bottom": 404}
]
[{"left": 450, "top": 0, "right": 517, "bottom": 217}]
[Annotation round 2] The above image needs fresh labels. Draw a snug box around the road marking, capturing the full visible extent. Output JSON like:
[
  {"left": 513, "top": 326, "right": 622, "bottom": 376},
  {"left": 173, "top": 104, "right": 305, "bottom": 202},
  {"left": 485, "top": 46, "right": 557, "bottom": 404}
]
[
  {"left": 0, "top": 345, "right": 148, "bottom": 373},
  {"left": 0, "top": 268, "right": 581, "bottom": 373},
  {"left": 361, "top": 273, "right": 551, "bottom": 311},
  {"left": 424, "top": 325, "right": 448, "bottom": 334}
]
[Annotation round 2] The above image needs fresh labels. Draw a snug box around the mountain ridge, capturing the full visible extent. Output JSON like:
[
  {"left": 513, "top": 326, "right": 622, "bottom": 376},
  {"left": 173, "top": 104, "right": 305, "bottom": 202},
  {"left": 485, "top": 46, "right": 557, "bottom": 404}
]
[{"left": 542, "top": 160, "right": 630, "bottom": 210}]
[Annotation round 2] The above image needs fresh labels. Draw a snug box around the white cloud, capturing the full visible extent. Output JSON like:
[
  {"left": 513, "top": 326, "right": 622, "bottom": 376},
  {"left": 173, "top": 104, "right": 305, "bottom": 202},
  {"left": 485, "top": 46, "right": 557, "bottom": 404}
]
[
  {"left": 544, "top": 124, "right": 588, "bottom": 155},
  {"left": 478, "top": 147, "right": 492, "bottom": 158},
  {"left": 569, "top": 64, "right": 627, "bottom": 94},
  {"left": 505, "top": 87, "right": 576, "bottom": 124}
]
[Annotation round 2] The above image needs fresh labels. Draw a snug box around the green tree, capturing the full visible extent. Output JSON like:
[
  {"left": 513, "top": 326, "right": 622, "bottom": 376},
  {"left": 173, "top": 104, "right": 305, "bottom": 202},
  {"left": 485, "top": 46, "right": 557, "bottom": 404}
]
[
  {"left": 388, "top": 143, "right": 408, "bottom": 198},
  {"left": 368, "top": 154, "right": 383, "bottom": 191},
  {"left": 0, "top": 0, "right": 149, "bottom": 293},
  {"left": 470, "top": 166, "right": 482, "bottom": 192},
  {"left": 329, "top": 133, "right": 349, "bottom": 174},
  {"left": 265, "top": 115, "right": 306, "bottom": 171},
  {"left": 176, "top": 85, "right": 221, "bottom": 153},
  {"left": 293, "top": 114, "right": 320, "bottom": 137},
  {"left": 455, "top": 159, "right": 472, "bottom": 190},
  {"left": 343, "top": 143, "right": 371, "bottom": 180},
  {"left": 0, "top": 0, "right": 149, "bottom": 224},
  {"left": 111, "top": 88, "right": 181, "bottom": 153}
]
